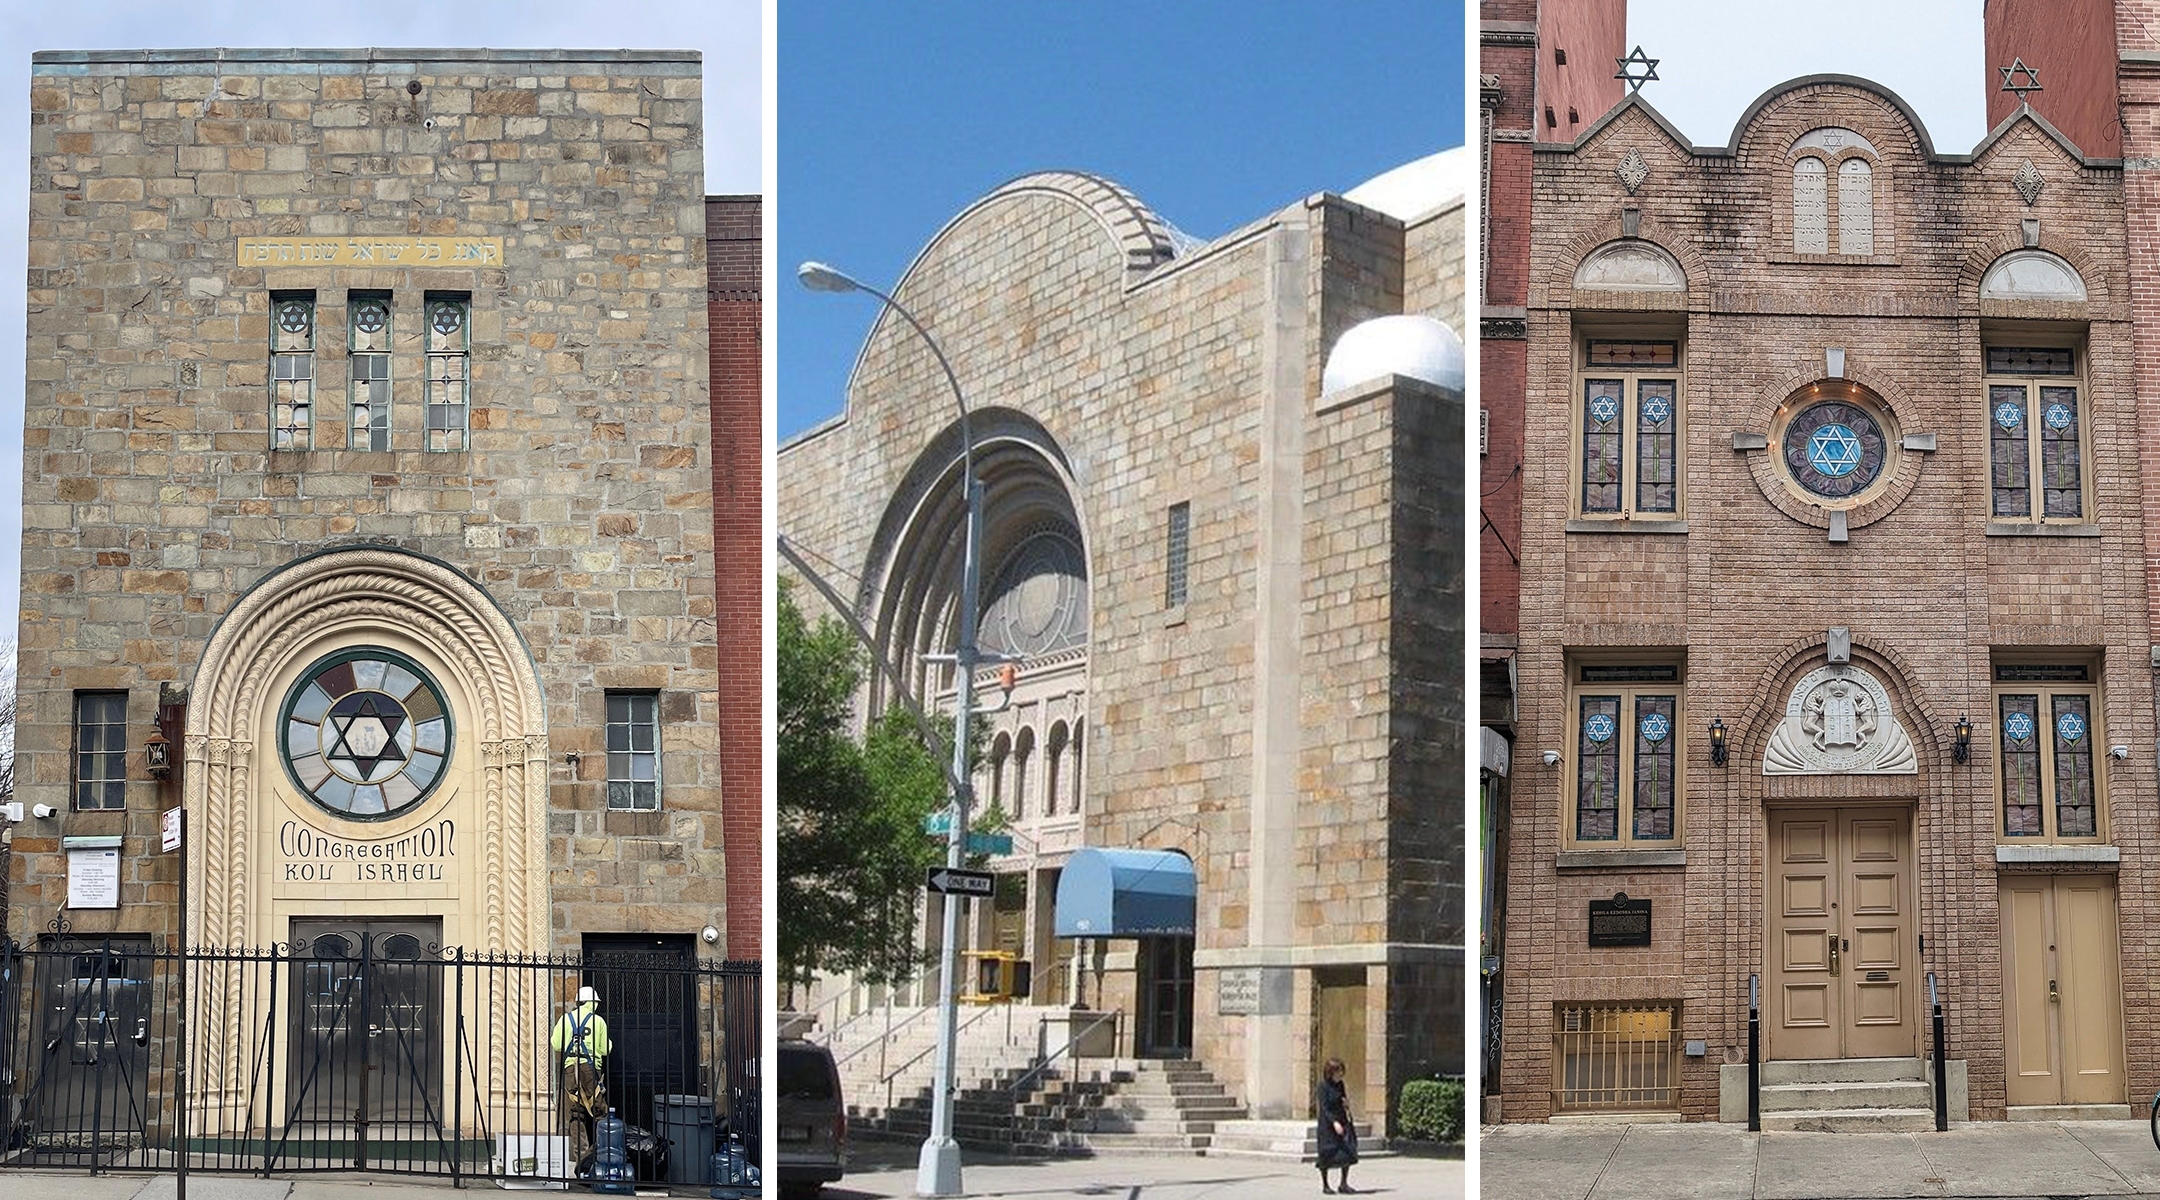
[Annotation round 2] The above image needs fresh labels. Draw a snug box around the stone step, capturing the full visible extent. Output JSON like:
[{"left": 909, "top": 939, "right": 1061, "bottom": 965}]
[
  {"left": 1760, "top": 1107, "right": 1936, "bottom": 1133},
  {"left": 1760, "top": 1079, "right": 1933, "bottom": 1113},
  {"left": 1759, "top": 1057, "right": 1924, "bottom": 1086}
]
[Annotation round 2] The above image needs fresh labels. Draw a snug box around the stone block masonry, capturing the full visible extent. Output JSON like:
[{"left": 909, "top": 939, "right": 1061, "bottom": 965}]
[{"left": 15, "top": 49, "right": 722, "bottom": 951}]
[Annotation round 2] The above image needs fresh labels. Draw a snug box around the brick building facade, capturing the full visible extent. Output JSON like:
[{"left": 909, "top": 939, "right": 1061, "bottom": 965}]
[
  {"left": 779, "top": 163, "right": 1466, "bottom": 1132},
  {"left": 1494, "top": 3, "right": 2160, "bottom": 1126},
  {"left": 10, "top": 47, "right": 739, "bottom": 964}
]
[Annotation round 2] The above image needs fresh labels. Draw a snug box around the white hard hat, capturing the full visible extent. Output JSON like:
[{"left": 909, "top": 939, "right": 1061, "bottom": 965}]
[{"left": 577, "top": 986, "right": 600, "bottom": 1004}]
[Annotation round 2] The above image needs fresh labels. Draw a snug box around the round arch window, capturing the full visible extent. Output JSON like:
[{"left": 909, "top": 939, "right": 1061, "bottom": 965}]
[
  {"left": 280, "top": 648, "right": 454, "bottom": 820},
  {"left": 1777, "top": 389, "right": 1894, "bottom": 503}
]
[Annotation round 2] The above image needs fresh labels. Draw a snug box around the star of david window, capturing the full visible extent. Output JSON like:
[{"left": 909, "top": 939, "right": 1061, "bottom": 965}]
[
  {"left": 1986, "top": 345, "right": 2086, "bottom": 523},
  {"left": 1570, "top": 662, "right": 1683, "bottom": 849},
  {"left": 1997, "top": 682, "right": 2102, "bottom": 843},
  {"left": 1781, "top": 400, "right": 1888, "bottom": 500},
  {"left": 281, "top": 649, "right": 453, "bottom": 819},
  {"left": 1577, "top": 339, "right": 1681, "bottom": 520}
]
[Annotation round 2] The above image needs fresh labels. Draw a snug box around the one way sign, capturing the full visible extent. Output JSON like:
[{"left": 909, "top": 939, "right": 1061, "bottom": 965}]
[{"left": 925, "top": 867, "right": 995, "bottom": 898}]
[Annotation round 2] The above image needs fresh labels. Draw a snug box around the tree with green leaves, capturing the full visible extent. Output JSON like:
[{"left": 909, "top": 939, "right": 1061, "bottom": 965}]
[{"left": 777, "top": 580, "right": 949, "bottom": 990}]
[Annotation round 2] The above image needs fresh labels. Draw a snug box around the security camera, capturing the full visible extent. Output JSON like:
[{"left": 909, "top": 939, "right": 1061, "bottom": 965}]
[
  {"left": 1541, "top": 750, "right": 1561, "bottom": 768},
  {"left": 31, "top": 804, "right": 55, "bottom": 820},
  {"left": 2111, "top": 744, "right": 2130, "bottom": 760},
  {"left": 701, "top": 925, "right": 721, "bottom": 946}
]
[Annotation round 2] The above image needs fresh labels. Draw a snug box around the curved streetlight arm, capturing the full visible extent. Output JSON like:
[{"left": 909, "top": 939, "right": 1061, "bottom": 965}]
[{"left": 844, "top": 278, "right": 974, "bottom": 488}]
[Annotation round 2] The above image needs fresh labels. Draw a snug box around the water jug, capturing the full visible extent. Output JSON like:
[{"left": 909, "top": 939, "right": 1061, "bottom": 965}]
[{"left": 590, "top": 1108, "right": 636, "bottom": 1195}]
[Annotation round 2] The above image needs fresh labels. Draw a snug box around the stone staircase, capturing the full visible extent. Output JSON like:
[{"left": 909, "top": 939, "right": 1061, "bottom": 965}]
[
  {"left": 1759, "top": 1057, "right": 1935, "bottom": 1132},
  {"left": 808, "top": 1004, "right": 1244, "bottom": 1155}
]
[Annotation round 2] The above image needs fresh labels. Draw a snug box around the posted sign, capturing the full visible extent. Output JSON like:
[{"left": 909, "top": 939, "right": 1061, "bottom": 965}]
[{"left": 162, "top": 807, "right": 183, "bottom": 853}]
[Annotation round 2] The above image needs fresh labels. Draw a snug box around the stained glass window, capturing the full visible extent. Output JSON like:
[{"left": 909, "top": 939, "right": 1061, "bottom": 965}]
[
  {"left": 349, "top": 293, "right": 391, "bottom": 451},
  {"left": 1636, "top": 381, "right": 1677, "bottom": 514},
  {"left": 1582, "top": 380, "right": 1623, "bottom": 514},
  {"left": 73, "top": 691, "right": 128, "bottom": 811},
  {"left": 2039, "top": 386, "right": 2082, "bottom": 518},
  {"left": 1576, "top": 695, "right": 1621, "bottom": 842},
  {"left": 1998, "top": 686, "right": 2104, "bottom": 841},
  {"left": 606, "top": 691, "right": 661, "bottom": 811},
  {"left": 1782, "top": 400, "right": 1887, "bottom": 499},
  {"left": 281, "top": 649, "right": 452, "bottom": 820},
  {"left": 1632, "top": 695, "right": 1677, "bottom": 840},
  {"left": 2052, "top": 694, "right": 2096, "bottom": 837},
  {"left": 425, "top": 294, "right": 470, "bottom": 452},
  {"left": 1586, "top": 341, "right": 1677, "bottom": 368},
  {"left": 1164, "top": 502, "right": 1190, "bottom": 608},
  {"left": 1985, "top": 347, "right": 2073, "bottom": 375},
  {"left": 271, "top": 292, "right": 315, "bottom": 450},
  {"left": 1989, "top": 384, "right": 2031, "bottom": 517},
  {"left": 1999, "top": 693, "right": 2043, "bottom": 837}
]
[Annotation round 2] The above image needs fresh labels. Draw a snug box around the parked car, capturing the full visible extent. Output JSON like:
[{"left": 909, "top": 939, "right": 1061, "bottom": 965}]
[{"left": 778, "top": 1039, "right": 845, "bottom": 1198}]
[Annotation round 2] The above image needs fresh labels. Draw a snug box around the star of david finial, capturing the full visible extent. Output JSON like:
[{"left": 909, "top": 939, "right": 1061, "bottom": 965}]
[
  {"left": 1615, "top": 46, "right": 1660, "bottom": 95},
  {"left": 1999, "top": 57, "right": 2043, "bottom": 102}
]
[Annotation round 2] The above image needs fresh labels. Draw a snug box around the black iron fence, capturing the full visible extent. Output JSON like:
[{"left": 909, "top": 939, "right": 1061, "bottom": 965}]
[{"left": 0, "top": 932, "right": 760, "bottom": 1189}]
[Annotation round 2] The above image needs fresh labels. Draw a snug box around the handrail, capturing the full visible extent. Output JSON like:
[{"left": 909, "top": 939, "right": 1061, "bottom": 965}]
[
  {"left": 1007, "top": 1009, "right": 1123, "bottom": 1098},
  {"left": 1928, "top": 971, "right": 1947, "bottom": 1131},
  {"left": 790, "top": 986, "right": 852, "bottom": 1040},
  {"left": 881, "top": 1003, "right": 996, "bottom": 1086},
  {"left": 838, "top": 1003, "right": 936, "bottom": 1069}
]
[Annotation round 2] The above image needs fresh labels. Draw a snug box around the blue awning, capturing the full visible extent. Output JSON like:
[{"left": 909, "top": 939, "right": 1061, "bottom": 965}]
[{"left": 1054, "top": 847, "right": 1195, "bottom": 938}]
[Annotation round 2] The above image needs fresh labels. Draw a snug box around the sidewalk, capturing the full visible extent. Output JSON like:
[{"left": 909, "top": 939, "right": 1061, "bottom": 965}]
[
  {"left": 1484, "top": 1119, "right": 2160, "bottom": 1200},
  {"left": 820, "top": 1139, "right": 1462, "bottom": 1199}
]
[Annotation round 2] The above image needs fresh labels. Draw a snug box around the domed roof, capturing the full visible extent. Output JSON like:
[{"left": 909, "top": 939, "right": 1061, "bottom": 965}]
[
  {"left": 1322, "top": 314, "right": 1464, "bottom": 395},
  {"left": 1342, "top": 147, "right": 1472, "bottom": 221}
]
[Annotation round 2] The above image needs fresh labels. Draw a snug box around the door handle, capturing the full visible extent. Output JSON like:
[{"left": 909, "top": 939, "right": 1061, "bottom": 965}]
[
  {"left": 2049, "top": 979, "right": 2059, "bottom": 1003},
  {"left": 1829, "top": 938, "right": 1840, "bottom": 976}
]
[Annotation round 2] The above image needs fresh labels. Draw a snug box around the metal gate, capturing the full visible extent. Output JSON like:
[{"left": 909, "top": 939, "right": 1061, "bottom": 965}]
[{"left": 0, "top": 932, "right": 761, "bottom": 1186}]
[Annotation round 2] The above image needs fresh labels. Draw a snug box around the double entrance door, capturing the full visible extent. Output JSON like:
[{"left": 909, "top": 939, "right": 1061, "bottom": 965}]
[
  {"left": 2000, "top": 876, "right": 2124, "bottom": 1107},
  {"left": 1767, "top": 808, "right": 1915, "bottom": 1059},
  {"left": 285, "top": 918, "right": 445, "bottom": 1143}
]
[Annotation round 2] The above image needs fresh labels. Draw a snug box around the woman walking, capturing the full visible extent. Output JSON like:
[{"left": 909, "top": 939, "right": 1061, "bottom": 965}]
[{"left": 1314, "top": 1056, "right": 1358, "bottom": 1194}]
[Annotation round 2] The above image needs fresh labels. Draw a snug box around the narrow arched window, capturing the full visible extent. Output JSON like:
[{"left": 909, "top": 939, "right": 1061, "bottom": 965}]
[
  {"left": 1069, "top": 719, "right": 1085, "bottom": 814},
  {"left": 1046, "top": 722, "right": 1070, "bottom": 817},
  {"left": 1013, "top": 728, "right": 1035, "bottom": 819},
  {"left": 1838, "top": 159, "right": 1874, "bottom": 256},
  {"left": 1794, "top": 157, "right": 1828, "bottom": 254}
]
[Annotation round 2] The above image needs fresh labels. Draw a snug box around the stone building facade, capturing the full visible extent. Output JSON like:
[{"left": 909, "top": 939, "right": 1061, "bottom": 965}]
[
  {"left": 9, "top": 48, "right": 731, "bottom": 964},
  {"left": 1498, "top": 27, "right": 2160, "bottom": 1123},
  {"left": 779, "top": 162, "right": 1466, "bottom": 1132}
]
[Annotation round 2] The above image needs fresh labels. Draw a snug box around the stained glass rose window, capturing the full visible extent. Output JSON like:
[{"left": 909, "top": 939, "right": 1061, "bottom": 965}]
[
  {"left": 282, "top": 648, "right": 453, "bottom": 819},
  {"left": 1783, "top": 400, "right": 1888, "bottom": 500}
]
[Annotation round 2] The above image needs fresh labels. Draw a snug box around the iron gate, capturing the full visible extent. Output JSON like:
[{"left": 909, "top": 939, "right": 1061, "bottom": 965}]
[{"left": 0, "top": 933, "right": 760, "bottom": 1186}]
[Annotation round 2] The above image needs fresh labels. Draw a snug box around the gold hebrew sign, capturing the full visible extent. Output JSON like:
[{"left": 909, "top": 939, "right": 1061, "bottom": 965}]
[{"left": 238, "top": 236, "right": 505, "bottom": 267}]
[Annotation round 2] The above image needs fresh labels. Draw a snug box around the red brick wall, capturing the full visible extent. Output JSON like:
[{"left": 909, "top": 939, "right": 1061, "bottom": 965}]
[
  {"left": 706, "top": 196, "right": 762, "bottom": 962},
  {"left": 1987, "top": 0, "right": 2119, "bottom": 157},
  {"left": 1482, "top": 0, "right": 1540, "bottom": 641},
  {"left": 1536, "top": 0, "right": 1627, "bottom": 143}
]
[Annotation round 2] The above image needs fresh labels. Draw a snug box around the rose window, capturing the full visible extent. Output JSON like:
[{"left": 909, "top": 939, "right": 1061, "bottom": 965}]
[{"left": 281, "top": 649, "right": 453, "bottom": 819}]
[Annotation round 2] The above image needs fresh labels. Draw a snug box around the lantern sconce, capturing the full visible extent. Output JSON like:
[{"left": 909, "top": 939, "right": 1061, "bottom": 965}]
[
  {"left": 1953, "top": 714, "right": 1973, "bottom": 765},
  {"left": 1708, "top": 718, "right": 1728, "bottom": 767},
  {"left": 143, "top": 727, "right": 171, "bottom": 780}
]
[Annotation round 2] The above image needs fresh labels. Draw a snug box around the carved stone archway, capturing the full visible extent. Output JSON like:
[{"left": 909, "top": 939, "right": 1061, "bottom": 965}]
[{"left": 184, "top": 547, "right": 549, "bottom": 952}]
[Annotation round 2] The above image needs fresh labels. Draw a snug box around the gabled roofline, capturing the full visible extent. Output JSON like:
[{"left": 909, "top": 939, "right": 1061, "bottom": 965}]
[{"left": 1538, "top": 74, "right": 2122, "bottom": 170}]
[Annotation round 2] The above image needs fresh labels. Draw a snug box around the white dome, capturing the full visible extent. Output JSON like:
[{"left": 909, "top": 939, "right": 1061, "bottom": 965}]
[
  {"left": 1322, "top": 314, "right": 1464, "bottom": 395},
  {"left": 1343, "top": 147, "right": 1472, "bottom": 222}
]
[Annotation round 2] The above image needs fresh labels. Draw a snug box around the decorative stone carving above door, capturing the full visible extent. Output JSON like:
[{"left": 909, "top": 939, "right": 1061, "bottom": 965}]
[{"left": 1764, "top": 663, "right": 1918, "bottom": 775}]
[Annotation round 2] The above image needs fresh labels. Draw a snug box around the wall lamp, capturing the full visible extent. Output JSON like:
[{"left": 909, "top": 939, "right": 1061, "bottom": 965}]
[
  {"left": 144, "top": 727, "right": 172, "bottom": 780},
  {"left": 1708, "top": 718, "right": 1728, "bottom": 767},
  {"left": 1953, "top": 714, "right": 1972, "bottom": 765}
]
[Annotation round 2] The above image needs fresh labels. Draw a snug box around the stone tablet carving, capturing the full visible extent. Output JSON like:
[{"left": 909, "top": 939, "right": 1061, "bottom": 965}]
[
  {"left": 1574, "top": 241, "right": 1686, "bottom": 291},
  {"left": 1793, "top": 157, "right": 1829, "bottom": 254},
  {"left": 1763, "top": 663, "right": 1918, "bottom": 775}
]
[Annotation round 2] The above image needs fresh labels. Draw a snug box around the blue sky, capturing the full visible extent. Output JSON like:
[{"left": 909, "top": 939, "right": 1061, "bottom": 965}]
[
  {"left": 777, "top": 2, "right": 1465, "bottom": 440},
  {"left": 1632, "top": 1, "right": 1982, "bottom": 150},
  {"left": 0, "top": 0, "right": 760, "bottom": 666}
]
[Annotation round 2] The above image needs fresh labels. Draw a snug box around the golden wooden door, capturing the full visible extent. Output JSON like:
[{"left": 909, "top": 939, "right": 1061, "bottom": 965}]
[
  {"left": 1312, "top": 967, "right": 1368, "bottom": 1106},
  {"left": 2000, "top": 876, "right": 2124, "bottom": 1107},
  {"left": 1768, "top": 808, "right": 1915, "bottom": 1059}
]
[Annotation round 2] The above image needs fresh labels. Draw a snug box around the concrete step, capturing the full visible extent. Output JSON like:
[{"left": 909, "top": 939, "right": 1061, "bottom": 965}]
[
  {"left": 1759, "top": 1057, "right": 1924, "bottom": 1086},
  {"left": 1760, "top": 1079, "right": 1933, "bottom": 1113},
  {"left": 1760, "top": 1107, "right": 1936, "bottom": 1133}
]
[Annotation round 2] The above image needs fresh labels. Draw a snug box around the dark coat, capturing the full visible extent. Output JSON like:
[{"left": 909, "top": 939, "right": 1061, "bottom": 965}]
[{"left": 1315, "top": 1078, "right": 1357, "bottom": 1167}]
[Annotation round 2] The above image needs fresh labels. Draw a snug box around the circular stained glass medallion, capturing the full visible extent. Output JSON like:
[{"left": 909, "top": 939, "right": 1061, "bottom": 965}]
[
  {"left": 431, "top": 302, "right": 464, "bottom": 336},
  {"left": 1589, "top": 394, "right": 1620, "bottom": 424},
  {"left": 277, "top": 301, "right": 311, "bottom": 334},
  {"left": 1783, "top": 401, "right": 1888, "bottom": 500},
  {"left": 353, "top": 300, "right": 388, "bottom": 334},
  {"left": 281, "top": 648, "right": 453, "bottom": 820},
  {"left": 1640, "top": 713, "right": 1671, "bottom": 742},
  {"left": 2004, "top": 711, "right": 2035, "bottom": 742},
  {"left": 1640, "top": 394, "right": 1672, "bottom": 425},
  {"left": 2058, "top": 711, "right": 2086, "bottom": 742},
  {"left": 2044, "top": 402, "right": 2074, "bottom": 431},
  {"left": 1584, "top": 713, "right": 1617, "bottom": 743},
  {"left": 1994, "top": 401, "right": 2024, "bottom": 430}
]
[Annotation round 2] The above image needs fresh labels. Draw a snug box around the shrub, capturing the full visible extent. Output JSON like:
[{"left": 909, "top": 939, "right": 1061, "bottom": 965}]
[{"left": 1396, "top": 1077, "right": 1465, "bottom": 1142}]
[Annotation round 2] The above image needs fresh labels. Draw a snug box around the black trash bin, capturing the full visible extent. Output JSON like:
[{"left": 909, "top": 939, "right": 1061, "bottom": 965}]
[{"left": 654, "top": 1093, "right": 715, "bottom": 1185}]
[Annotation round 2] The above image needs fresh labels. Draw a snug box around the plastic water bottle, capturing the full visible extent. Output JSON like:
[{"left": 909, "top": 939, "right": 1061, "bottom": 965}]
[
  {"left": 590, "top": 1108, "right": 636, "bottom": 1196},
  {"left": 709, "top": 1136, "right": 759, "bottom": 1199}
]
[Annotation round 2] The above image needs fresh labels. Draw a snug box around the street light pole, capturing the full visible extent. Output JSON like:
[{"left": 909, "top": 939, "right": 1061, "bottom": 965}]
[{"left": 798, "top": 262, "right": 980, "bottom": 1197}]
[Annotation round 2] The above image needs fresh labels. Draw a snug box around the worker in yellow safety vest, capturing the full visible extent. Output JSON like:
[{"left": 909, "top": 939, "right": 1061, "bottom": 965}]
[{"left": 551, "top": 985, "right": 613, "bottom": 1167}]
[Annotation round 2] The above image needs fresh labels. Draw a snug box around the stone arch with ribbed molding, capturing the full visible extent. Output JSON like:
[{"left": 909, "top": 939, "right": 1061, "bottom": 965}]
[{"left": 184, "top": 546, "right": 549, "bottom": 953}]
